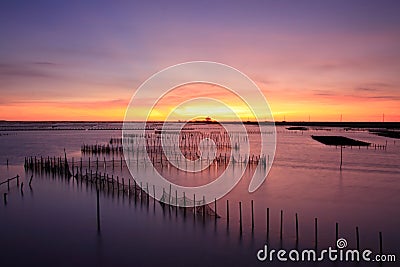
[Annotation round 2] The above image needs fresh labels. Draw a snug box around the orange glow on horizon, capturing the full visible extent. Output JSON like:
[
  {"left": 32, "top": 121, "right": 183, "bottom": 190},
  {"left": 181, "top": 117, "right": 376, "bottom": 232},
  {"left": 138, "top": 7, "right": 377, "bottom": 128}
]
[{"left": 1, "top": 83, "right": 399, "bottom": 122}]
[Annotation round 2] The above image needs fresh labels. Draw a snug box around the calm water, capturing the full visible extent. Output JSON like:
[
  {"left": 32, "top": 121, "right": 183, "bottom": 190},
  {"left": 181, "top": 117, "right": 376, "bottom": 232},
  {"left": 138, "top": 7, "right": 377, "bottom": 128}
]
[{"left": 0, "top": 123, "right": 399, "bottom": 266}]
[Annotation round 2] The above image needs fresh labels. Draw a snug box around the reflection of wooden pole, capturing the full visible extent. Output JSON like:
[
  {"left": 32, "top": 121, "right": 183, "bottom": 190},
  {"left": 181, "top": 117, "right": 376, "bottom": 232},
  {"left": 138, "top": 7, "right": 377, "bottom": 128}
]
[
  {"left": 340, "top": 145, "right": 343, "bottom": 170},
  {"left": 29, "top": 175, "right": 33, "bottom": 188},
  {"left": 97, "top": 188, "right": 101, "bottom": 233},
  {"left": 379, "top": 232, "right": 383, "bottom": 255}
]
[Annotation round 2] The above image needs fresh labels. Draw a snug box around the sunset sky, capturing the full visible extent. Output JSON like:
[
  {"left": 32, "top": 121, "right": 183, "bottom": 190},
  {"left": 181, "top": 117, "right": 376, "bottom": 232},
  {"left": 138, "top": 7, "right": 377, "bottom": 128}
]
[{"left": 0, "top": 1, "right": 399, "bottom": 121}]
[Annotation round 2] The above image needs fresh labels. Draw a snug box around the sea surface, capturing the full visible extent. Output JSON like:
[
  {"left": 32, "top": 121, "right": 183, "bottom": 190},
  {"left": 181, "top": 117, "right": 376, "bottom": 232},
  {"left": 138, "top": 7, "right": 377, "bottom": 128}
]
[{"left": 0, "top": 122, "right": 399, "bottom": 266}]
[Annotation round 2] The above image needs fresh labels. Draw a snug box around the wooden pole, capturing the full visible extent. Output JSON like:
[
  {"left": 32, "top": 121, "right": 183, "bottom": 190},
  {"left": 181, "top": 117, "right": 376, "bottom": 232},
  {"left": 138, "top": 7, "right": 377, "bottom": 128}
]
[
  {"left": 203, "top": 196, "right": 206, "bottom": 218},
  {"left": 146, "top": 183, "right": 149, "bottom": 201},
  {"left": 295, "top": 213, "right": 299, "bottom": 242},
  {"left": 193, "top": 194, "right": 196, "bottom": 217},
  {"left": 356, "top": 226, "right": 360, "bottom": 250},
  {"left": 183, "top": 192, "right": 186, "bottom": 216},
  {"left": 251, "top": 200, "right": 254, "bottom": 230},
  {"left": 336, "top": 222, "right": 339, "bottom": 247},
  {"left": 226, "top": 200, "right": 230, "bottom": 224},
  {"left": 214, "top": 198, "right": 217, "bottom": 221},
  {"left": 3, "top": 193, "right": 7, "bottom": 205},
  {"left": 379, "top": 232, "right": 383, "bottom": 255},
  {"left": 266, "top": 207, "right": 270, "bottom": 238},
  {"left": 169, "top": 184, "right": 172, "bottom": 205},
  {"left": 280, "top": 210, "right": 283, "bottom": 239},
  {"left": 315, "top": 218, "right": 318, "bottom": 248},
  {"left": 20, "top": 182, "right": 24, "bottom": 195},
  {"left": 340, "top": 145, "right": 343, "bottom": 170},
  {"left": 239, "top": 202, "right": 242, "bottom": 234}
]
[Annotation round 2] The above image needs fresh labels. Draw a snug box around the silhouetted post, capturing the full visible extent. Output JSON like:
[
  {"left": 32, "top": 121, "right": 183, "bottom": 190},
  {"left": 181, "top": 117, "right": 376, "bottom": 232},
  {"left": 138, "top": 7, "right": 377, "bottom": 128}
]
[
  {"left": 379, "top": 232, "right": 383, "bottom": 255},
  {"left": 16, "top": 175, "right": 19, "bottom": 187},
  {"left": 336, "top": 222, "right": 339, "bottom": 247},
  {"left": 226, "top": 200, "right": 230, "bottom": 224},
  {"left": 251, "top": 200, "right": 254, "bottom": 230},
  {"left": 214, "top": 198, "right": 217, "bottom": 221},
  {"left": 6, "top": 159, "right": 8, "bottom": 167},
  {"left": 315, "top": 218, "right": 318, "bottom": 248},
  {"left": 295, "top": 213, "right": 299, "bottom": 242},
  {"left": 96, "top": 187, "right": 101, "bottom": 233},
  {"left": 193, "top": 194, "right": 196, "bottom": 217},
  {"left": 340, "top": 145, "right": 343, "bottom": 170},
  {"left": 3, "top": 193, "right": 7, "bottom": 205},
  {"left": 266, "top": 208, "right": 270, "bottom": 238},
  {"left": 120, "top": 157, "right": 123, "bottom": 170},
  {"left": 169, "top": 184, "right": 172, "bottom": 205},
  {"left": 20, "top": 182, "right": 24, "bottom": 195},
  {"left": 183, "top": 192, "right": 186, "bottom": 215},
  {"left": 7, "top": 179, "right": 10, "bottom": 191},
  {"left": 356, "top": 226, "right": 360, "bottom": 250},
  {"left": 239, "top": 202, "right": 242, "bottom": 234},
  {"left": 280, "top": 210, "right": 283, "bottom": 239},
  {"left": 128, "top": 179, "right": 131, "bottom": 195}
]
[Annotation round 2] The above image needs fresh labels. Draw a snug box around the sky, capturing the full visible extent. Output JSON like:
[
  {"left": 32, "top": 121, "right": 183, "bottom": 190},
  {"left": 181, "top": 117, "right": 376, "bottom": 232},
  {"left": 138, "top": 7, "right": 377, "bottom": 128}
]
[{"left": 0, "top": 0, "right": 399, "bottom": 121}]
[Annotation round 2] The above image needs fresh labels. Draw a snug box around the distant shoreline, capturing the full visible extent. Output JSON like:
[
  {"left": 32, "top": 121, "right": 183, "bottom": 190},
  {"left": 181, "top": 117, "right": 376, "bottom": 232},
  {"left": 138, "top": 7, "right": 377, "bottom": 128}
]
[{"left": 0, "top": 121, "right": 399, "bottom": 131}]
